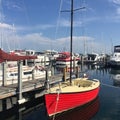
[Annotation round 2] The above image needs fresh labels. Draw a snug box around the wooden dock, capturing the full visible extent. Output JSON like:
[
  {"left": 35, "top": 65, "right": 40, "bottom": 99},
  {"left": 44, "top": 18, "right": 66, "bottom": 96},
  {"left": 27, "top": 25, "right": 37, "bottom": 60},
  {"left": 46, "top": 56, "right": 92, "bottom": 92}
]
[{"left": 0, "top": 73, "right": 70, "bottom": 100}]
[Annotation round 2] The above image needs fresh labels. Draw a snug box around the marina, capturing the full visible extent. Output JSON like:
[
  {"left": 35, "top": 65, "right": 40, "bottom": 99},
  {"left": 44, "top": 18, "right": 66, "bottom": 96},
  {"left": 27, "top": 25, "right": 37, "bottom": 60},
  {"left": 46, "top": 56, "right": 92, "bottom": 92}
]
[
  {"left": 0, "top": 64, "right": 120, "bottom": 119},
  {"left": 0, "top": 0, "right": 120, "bottom": 119}
]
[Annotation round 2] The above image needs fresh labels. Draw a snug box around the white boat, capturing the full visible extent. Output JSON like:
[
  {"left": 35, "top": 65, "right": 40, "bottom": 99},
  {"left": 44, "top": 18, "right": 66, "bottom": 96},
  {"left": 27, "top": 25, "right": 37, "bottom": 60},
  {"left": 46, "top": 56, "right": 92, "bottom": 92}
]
[
  {"left": 0, "top": 65, "right": 51, "bottom": 86},
  {"left": 26, "top": 50, "right": 50, "bottom": 66},
  {"left": 44, "top": 50, "right": 59, "bottom": 60},
  {"left": 10, "top": 49, "right": 50, "bottom": 66},
  {"left": 55, "top": 52, "right": 80, "bottom": 68},
  {"left": 109, "top": 45, "right": 120, "bottom": 68},
  {"left": 85, "top": 53, "right": 106, "bottom": 65},
  {"left": 0, "top": 49, "right": 51, "bottom": 86}
]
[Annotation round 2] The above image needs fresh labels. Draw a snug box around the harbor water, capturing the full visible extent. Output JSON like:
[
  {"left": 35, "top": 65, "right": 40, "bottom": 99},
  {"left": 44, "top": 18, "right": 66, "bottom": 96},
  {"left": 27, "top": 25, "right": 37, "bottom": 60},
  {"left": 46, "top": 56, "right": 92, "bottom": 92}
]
[{"left": 1, "top": 64, "right": 120, "bottom": 120}]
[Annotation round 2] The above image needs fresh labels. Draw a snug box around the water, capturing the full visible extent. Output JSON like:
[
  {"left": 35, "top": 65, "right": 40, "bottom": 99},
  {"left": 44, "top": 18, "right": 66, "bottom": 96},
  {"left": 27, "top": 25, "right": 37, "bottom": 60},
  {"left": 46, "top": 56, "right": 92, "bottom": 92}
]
[{"left": 1, "top": 65, "right": 120, "bottom": 120}]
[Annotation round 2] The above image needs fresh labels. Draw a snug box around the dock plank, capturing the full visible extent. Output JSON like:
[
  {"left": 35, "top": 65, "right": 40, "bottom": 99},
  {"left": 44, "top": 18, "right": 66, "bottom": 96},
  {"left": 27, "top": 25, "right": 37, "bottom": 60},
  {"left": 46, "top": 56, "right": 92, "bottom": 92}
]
[{"left": 0, "top": 73, "right": 68, "bottom": 100}]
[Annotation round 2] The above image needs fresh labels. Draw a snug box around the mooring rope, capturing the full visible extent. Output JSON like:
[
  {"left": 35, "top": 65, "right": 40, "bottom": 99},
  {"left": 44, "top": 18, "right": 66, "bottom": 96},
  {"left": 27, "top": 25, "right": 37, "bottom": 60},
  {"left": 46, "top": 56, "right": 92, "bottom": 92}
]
[{"left": 52, "top": 89, "right": 60, "bottom": 120}]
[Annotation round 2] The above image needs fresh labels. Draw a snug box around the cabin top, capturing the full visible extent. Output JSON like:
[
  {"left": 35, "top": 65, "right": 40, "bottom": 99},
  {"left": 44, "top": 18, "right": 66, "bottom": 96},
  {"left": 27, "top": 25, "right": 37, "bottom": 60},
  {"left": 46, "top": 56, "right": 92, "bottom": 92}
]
[{"left": 114, "top": 45, "right": 120, "bottom": 52}]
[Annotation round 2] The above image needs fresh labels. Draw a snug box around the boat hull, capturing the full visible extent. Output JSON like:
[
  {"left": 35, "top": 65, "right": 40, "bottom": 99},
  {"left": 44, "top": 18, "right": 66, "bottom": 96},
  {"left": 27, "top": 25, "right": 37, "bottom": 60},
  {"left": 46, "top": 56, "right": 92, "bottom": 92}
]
[
  {"left": 44, "top": 87, "right": 100, "bottom": 116},
  {"left": 49, "top": 96, "right": 100, "bottom": 120}
]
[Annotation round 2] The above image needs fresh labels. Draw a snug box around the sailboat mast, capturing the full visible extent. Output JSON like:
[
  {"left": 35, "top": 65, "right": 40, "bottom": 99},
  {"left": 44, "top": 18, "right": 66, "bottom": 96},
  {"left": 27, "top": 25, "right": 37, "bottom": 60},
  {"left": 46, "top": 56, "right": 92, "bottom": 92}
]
[
  {"left": 69, "top": 1, "right": 85, "bottom": 84},
  {"left": 70, "top": 0, "right": 73, "bottom": 84}
]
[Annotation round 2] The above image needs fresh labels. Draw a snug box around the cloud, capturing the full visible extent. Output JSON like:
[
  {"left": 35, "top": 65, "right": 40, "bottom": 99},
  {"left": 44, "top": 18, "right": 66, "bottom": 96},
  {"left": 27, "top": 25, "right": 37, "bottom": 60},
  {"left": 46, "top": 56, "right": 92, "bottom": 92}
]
[
  {"left": 0, "top": 23, "right": 14, "bottom": 29},
  {"left": 116, "top": 7, "right": 120, "bottom": 14},
  {"left": 0, "top": 22, "right": 110, "bottom": 54},
  {"left": 110, "top": 0, "right": 120, "bottom": 15},
  {"left": 4, "top": 0, "right": 24, "bottom": 11},
  {"left": 22, "top": 33, "right": 52, "bottom": 46},
  {"left": 1, "top": 27, "right": 98, "bottom": 53},
  {"left": 57, "top": 18, "right": 83, "bottom": 28},
  {"left": 36, "top": 24, "right": 55, "bottom": 30},
  {"left": 107, "top": 0, "right": 120, "bottom": 21},
  {"left": 15, "top": 24, "right": 55, "bottom": 32},
  {"left": 111, "top": 0, "right": 120, "bottom": 4}
]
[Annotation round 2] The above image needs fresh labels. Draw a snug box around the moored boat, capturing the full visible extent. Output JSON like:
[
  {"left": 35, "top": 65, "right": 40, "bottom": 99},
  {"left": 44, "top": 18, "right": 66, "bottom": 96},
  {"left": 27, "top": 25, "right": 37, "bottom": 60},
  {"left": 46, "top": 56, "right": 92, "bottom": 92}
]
[
  {"left": 10, "top": 49, "right": 50, "bottom": 66},
  {"left": 44, "top": 0, "right": 100, "bottom": 117},
  {"left": 49, "top": 96, "right": 100, "bottom": 120},
  {"left": 0, "top": 65, "right": 51, "bottom": 86},
  {"left": 109, "top": 45, "right": 120, "bottom": 68},
  {"left": 45, "top": 78, "right": 100, "bottom": 116},
  {"left": 55, "top": 52, "right": 80, "bottom": 68},
  {"left": 0, "top": 48, "right": 52, "bottom": 86}
]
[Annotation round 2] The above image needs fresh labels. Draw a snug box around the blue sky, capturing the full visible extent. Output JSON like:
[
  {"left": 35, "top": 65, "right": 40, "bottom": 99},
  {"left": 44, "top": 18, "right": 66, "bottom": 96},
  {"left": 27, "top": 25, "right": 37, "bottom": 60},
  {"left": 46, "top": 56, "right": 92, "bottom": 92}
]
[{"left": 0, "top": 0, "right": 120, "bottom": 54}]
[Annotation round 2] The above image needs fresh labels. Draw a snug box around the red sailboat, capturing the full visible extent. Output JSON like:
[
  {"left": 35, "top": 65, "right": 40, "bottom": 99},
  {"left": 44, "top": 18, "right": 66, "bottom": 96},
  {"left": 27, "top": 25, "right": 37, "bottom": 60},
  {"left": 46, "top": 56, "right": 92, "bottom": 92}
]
[
  {"left": 49, "top": 97, "right": 100, "bottom": 120},
  {"left": 45, "top": 78, "right": 100, "bottom": 116},
  {"left": 44, "top": 0, "right": 100, "bottom": 117}
]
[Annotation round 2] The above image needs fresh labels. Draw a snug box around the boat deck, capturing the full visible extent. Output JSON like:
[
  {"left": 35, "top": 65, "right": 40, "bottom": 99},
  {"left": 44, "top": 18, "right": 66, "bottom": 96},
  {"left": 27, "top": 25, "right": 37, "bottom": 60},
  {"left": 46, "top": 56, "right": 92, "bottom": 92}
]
[{"left": 48, "top": 78, "right": 100, "bottom": 93}]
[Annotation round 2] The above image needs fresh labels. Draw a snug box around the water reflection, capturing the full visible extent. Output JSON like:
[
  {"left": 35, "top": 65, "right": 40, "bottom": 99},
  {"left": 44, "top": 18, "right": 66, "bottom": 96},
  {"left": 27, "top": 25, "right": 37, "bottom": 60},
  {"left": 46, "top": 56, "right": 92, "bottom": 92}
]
[
  {"left": 110, "top": 68, "right": 120, "bottom": 87},
  {"left": 49, "top": 97, "right": 100, "bottom": 120},
  {"left": 0, "top": 97, "right": 48, "bottom": 120},
  {"left": 0, "top": 96, "right": 100, "bottom": 120}
]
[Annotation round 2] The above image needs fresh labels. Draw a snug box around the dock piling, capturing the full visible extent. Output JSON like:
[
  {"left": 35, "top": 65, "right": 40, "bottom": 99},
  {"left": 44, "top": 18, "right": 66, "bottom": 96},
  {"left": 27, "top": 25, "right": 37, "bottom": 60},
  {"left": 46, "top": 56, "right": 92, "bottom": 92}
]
[
  {"left": 51, "top": 66, "right": 54, "bottom": 76},
  {"left": 32, "top": 69, "right": 35, "bottom": 81},
  {"left": 17, "top": 61, "right": 26, "bottom": 104},
  {"left": 44, "top": 69, "right": 50, "bottom": 90},
  {"left": 2, "top": 62, "right": 7, "bottom": 86},
  {"left": 76, "top": 66, "right": 79, "bottom": 78},
  {"left": 63, "top": 67, "right": 66, "bottom": 82}
]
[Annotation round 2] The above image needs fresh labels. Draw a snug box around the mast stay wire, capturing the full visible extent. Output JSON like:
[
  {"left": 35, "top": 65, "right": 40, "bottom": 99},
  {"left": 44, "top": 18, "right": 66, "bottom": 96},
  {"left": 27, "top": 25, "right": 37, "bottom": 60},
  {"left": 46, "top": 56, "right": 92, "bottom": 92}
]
[
  {"left": 54, "top": 0, "right": 63, "bottom": 43},
  {"left": 54, "top": 0, "right": 71, "bottom": 52}
]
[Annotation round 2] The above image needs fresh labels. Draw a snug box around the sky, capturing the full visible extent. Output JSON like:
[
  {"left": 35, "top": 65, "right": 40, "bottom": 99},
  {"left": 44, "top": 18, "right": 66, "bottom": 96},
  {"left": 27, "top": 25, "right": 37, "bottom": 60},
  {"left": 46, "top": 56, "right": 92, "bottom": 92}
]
[{"left": 0, "top": 0, "right": 120, "bottom": 54}]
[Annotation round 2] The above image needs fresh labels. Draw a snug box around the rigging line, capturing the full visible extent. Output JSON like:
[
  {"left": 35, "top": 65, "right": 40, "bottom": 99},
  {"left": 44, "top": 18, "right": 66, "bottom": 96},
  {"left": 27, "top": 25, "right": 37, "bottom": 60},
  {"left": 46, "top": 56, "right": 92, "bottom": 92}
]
[
  {"left": 13, "top": 24, "right": 20, "bottom": 50},
  {"left": 0, "top": 0, "right": 3, "bottom": 49},
  {"left": 77, "top": 0, "right": 87, "bottom": 54},
  {"left": 7, "top": 24, "right": 15, "bottom": 52},
  {"left": 22, "top": 0, "right": 31, "bottom": 28},
  {"left": 54, "top": 0, "right": 63, "bottom": 42},
  {"left": 61, "top": 7, "right": 85, "bottom": 13},
  {"left": 14, "top": 0, "right": 28, "bottom": 50},
  {"left": 74, "top": 1, "right": 86, "bottom": 53},
  {"left": 52, "top": 89, "right": 60, "bottom": 120},
  {"left": 55, "top": 0, "right": 70, "bottom": 52},
  {"left": 0, "top": 0, "right": 4, "bottom": 22},
  {"left": 5, "top": 31, "right": 10, "bottom": 52}
]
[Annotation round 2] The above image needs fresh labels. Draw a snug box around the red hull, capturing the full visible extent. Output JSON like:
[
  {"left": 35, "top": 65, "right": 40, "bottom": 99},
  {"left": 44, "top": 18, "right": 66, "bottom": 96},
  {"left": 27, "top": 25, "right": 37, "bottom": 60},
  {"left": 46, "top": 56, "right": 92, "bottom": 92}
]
[
  {"left": 49, "top": 97, "right": 100, "bottom": 120},
  {"left": 56, "top": 58, "right": 80, "bottom": 62},
  {"left": 56, "top": 52, "right": 80, "bottom": 62},
  {"left": 45, "top": 87, "right": 100, "bottom": 116}
]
